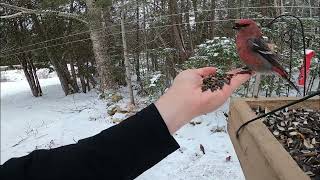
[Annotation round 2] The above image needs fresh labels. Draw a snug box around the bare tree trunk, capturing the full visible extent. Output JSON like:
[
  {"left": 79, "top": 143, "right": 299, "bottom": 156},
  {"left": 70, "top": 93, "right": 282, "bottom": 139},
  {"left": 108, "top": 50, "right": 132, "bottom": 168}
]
[
  {"left": 169, "top": 0, "right": 189, "bottom": 63},
  {"left": 261, "top": 0, "right": 269, "bottom": 17},
  {"left": 29, "top": 58, "right": 42, "bottom": 96},
  {"left": 244, "top": 81, "right": 250, "bottom": 97},
  {"left": 210, "top": 0, "right": 216, "bottom": 37},
  {"left": 60, "top": 52, "right": 79, "bottom": 93},
  {"left": 121, "top": 10, "right": 135, "bottom": 105},
  {"left": 252, "top": 74, "right": 261, "bottom": 98},
  {"left": 17, "top": 54, "right": 42, "bottom": 97},
  {"left": 86, "top": 0, "right": 115, "bottom": 90},
  {"left": 70, "top": 58, "right": 78, "bottom": 90},
  {"left": 280, "top": 0, "right": 285, "bottom": 14},
  {"left": 29, "top": 12, "right": 77, "bottom": 95},
  {"left": 135, "top": 4, "right": 141, "bottom": 83},
  {"left": 86, "top": 60, "right": 91, "bottom": 92},
  {"left": 274, "top": 0, "right": 280, "bottom": 16},
  {"left": 191, "top": 0, "right": 199, "bottom": 44},
  {"left": 143, "top": 2, "right": 149, "bottom": 72},
  {"left": 184, "top": 0, "right": 194, "bottom": 52},
  {"left": 135, "top": 3, "right": 146, "bottom": 95},
  {"left": 308, "top": 0, "right": 313, "bottom": 17},
  {"left": 307, "top": 74, "right": 315, "bottom": 92},
  {"left": 157, "top": 30, "right": 177, "bottom": 78},
  {"left": 76, "top": 58, "right": 87, "bottom": 93},
  {"left": 13, "top": 17, "right": 43, "bottom": 97}
]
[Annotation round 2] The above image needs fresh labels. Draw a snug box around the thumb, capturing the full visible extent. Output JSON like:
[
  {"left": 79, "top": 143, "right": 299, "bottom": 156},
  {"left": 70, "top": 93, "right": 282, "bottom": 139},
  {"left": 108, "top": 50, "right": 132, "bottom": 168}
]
[{"left": 227, "top": 69, "right": 254, "bottom": 91}]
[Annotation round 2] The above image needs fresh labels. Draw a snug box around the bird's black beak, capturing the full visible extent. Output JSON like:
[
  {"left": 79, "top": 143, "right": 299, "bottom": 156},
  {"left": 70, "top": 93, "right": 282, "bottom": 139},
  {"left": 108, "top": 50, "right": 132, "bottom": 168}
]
[
  {"left": 232, "top": 23, "right": 249, "bottom": 30},
  {"left": 232, "top": 23, "right": 241, "bottom": 30}
]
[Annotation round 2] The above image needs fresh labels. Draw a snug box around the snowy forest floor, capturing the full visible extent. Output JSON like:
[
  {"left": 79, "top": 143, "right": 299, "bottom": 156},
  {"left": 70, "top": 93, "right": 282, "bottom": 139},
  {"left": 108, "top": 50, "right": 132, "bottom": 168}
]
[{"left": 1, "top": 69, "right": 244, "bottom": 180}]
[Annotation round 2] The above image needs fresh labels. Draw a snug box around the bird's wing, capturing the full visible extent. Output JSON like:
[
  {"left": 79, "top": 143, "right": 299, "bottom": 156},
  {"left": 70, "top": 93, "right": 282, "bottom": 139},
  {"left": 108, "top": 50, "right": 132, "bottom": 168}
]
[
  {"left": 247, "top": 38, "right": 285, "bottom": 72},
  {"left": 248, "top": 38, "right": 300, "bottom": 93},
  {"left": 248, "top": 38, "right": 279, "bottom": 62}
]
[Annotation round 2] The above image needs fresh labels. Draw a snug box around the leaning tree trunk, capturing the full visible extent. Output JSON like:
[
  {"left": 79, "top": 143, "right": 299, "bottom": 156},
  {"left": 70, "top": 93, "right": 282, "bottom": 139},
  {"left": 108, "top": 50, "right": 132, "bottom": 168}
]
[
  {"left": 14, "top": 19, "right": 42, "bottom": 97},
  {"left": 29, "top": 14, "right": 78, "bottom": 95},
  {"left": 86, "top": 0, "right": 115, "bottom": 91},
  {"left": 18, "top": 54, "right": 42, "bottom": 97}
]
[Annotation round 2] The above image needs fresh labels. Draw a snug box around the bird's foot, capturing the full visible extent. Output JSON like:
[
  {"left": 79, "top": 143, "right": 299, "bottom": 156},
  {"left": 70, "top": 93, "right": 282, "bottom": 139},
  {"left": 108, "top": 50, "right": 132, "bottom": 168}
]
[
  {"left": 231, "top": 67, "right": 254, "bottom": 75},
  {"left": 235, "top": 70, "right": 254, "bottom": 75}
]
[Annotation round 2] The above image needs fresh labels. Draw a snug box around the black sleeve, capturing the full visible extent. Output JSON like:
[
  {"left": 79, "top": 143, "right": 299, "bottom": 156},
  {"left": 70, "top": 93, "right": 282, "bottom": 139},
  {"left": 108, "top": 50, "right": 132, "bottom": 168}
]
[{"left": 0, "top": 103, "right": 180, "bottom": 180}]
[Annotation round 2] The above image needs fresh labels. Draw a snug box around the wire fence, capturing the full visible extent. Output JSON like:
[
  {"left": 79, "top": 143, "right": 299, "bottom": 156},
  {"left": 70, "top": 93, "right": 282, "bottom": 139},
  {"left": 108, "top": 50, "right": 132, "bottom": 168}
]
[
  {"left": 1, "top": 16, "right": 319, "bottom": 58},
  {"left": 1, "top": 5, "right": 319, "bottom": 54}
]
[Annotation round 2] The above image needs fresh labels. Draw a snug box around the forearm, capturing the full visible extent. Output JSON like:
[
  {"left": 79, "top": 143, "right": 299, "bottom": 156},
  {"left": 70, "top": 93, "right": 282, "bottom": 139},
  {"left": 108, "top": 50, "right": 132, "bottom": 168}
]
[{"left": 0, "top": 104, "right": 180, "bottom": 180}]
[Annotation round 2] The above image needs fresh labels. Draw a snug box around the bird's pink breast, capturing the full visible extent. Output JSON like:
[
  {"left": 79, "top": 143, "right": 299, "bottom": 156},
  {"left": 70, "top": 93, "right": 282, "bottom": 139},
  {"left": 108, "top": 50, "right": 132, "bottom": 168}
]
[
  {"left": 236, "top": 36, "right": 270, "bottom": 72},
  {"left": 237, "top": 39, "right": 259, "bottom": 64}
]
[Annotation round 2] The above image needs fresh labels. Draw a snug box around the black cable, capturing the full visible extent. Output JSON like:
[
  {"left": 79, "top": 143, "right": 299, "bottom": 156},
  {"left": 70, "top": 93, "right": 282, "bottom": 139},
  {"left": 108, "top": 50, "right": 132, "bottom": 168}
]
[
  {"left": 236, "top": 90, "right": 320, "bottom": 138},
  {"left": 266, "top": 14, "right": 307, "bottom": 96}
]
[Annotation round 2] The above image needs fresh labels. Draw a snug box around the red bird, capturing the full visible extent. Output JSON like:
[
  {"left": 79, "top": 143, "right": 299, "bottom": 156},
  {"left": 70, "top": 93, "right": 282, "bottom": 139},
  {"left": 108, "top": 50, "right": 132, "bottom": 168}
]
[{"left": 233, "top": 19, "right": 300, "bottom": 93}]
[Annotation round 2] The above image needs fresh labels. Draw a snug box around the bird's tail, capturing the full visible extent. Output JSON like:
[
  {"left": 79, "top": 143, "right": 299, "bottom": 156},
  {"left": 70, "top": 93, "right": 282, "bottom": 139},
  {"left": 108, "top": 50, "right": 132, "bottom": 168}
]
[
  {"left": 272, "top": 67, "right": 301, "bottom": 94},
  {"left": 281, "top": 74, "right": 301, "bottom": 94}
]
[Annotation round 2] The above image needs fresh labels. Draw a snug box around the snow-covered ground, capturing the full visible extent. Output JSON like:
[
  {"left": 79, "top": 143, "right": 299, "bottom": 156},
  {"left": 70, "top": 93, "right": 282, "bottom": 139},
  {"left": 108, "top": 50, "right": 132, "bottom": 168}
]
[{"left": 1, "top": 69, "right": 244, "bottom": 180}]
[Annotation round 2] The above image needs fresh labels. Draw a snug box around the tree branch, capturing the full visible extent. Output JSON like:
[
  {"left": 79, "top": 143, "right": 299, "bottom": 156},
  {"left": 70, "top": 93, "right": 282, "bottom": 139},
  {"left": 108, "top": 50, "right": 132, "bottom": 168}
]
[
  {"left": 0, "top": 3, "right": 88, "bottom": 24},
  {"left": 0, "top": 12, "right": 25, "bottom": 19}
]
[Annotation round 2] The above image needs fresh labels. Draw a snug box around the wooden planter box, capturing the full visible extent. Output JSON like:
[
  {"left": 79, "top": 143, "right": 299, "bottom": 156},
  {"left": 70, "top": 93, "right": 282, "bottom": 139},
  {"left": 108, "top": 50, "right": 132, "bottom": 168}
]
[{"left": 228, "top": 97, "right": 320, "bottom": 180}]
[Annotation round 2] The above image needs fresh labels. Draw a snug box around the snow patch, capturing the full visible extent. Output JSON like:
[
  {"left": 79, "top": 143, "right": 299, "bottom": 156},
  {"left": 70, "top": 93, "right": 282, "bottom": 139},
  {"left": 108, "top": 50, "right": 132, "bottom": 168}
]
[
  {"left": 149, "top": 73, "right": 162, "bottom": 87},
  {"left": 1, "top": 69, "right": 244, "bottom": 179}
]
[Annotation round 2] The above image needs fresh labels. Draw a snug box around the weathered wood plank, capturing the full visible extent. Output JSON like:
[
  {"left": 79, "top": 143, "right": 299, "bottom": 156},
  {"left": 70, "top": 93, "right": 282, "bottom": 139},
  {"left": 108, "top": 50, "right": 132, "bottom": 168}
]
[
  {"left": 228, "top": 98, "right": 312, "bottom": 180},
  {"left": 240, "top": 97, "right": 319, "bottom": 110}
]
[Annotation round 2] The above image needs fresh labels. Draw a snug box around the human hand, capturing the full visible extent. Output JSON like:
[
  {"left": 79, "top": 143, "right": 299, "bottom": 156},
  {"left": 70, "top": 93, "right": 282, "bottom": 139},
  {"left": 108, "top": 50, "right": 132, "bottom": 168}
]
[{"left": 155, "top": 67, "right": 252, "bottom": 134}]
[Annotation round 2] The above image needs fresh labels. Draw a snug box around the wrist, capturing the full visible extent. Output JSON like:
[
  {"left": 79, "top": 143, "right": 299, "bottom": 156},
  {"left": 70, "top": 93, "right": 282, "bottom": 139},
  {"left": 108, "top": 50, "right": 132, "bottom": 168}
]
[{"left": 154, "top": 90, "right": 194, "bottom": 134}]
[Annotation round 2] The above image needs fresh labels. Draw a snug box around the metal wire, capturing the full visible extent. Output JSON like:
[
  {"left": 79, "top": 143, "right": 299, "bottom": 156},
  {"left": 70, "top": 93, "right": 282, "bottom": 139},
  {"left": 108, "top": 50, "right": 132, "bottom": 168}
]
[
  {"left": 1, "top": 5, "right": 319, "bottom": 54},
  {"left": 266, "top": 14, "right": 308, "bottom": 96},
  {"left": 1, "top": 16, "right": 318, "bottom": 57}
]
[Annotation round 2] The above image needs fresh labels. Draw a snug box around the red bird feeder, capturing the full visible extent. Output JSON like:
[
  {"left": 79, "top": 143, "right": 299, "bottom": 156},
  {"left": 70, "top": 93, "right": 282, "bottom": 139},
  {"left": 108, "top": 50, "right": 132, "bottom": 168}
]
[{"left": 298, "top": 49, "right": 316, "bottom": 86}]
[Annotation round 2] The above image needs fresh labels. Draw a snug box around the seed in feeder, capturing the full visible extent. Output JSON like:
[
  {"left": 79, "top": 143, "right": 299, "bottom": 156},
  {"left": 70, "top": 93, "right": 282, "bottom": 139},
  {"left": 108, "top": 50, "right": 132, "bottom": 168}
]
[
  {"left": 261, "top": 107, "right": 320, "bottom": 177},
  {"left": 277, "top": 124, "right": 285, "bottom": 131},
  {"left": 273, "top": 130, "right": 280, "bottom": 136},
  {"left": 288, "top": 127, "right": 295, "bottom": 131},
  {"left": 301, "top": 150, "right": 311, "bottom": 154},
  {"left": 289, "top": 131, "right": 298, "bottom": 136},
  {"left": 299, "top": 127, "right": 313, "bottom": 135},
  {"left": 303, "top": 139, "right": 314, "bottom": 149},
  {"left": 305, "top": 171, "right": 315, "bottom": 177},
  {"left": 292, "top": 122, "right": 299, "bottom": 126}
]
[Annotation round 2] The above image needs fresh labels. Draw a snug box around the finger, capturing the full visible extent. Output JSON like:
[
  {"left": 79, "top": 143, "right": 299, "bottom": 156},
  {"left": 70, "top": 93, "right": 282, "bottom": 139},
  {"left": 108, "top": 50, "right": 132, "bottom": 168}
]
[
  {"left": 196, "top": 67, "right": 216, "bottom": 76},
  {"left": 228, "top": 72, "right": 253, "bottom": 92}
]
